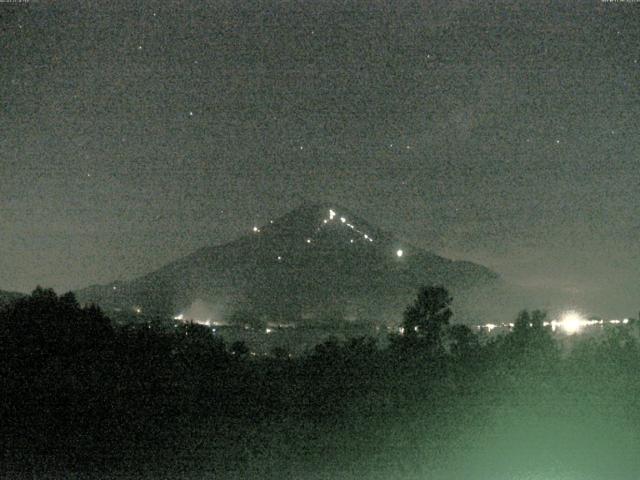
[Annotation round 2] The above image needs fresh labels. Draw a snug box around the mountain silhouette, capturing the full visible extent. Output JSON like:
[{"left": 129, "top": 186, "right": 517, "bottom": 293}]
[{"left": 76, "top": 203, "right": 506, "bottom": 325}]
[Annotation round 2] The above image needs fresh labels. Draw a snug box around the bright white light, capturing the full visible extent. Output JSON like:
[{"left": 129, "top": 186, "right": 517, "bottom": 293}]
[
  {"left": 306, "top": 238, "right": 311, "bottom": 244},
  {"left": 340, "top": 217, "right": 346, "bottom": 223},
  {"left": 252, "top": 226, "right": 260, "bottom": 233},
  {"left": 364, "top": 234, "right": 368, "bottom": 239},
  {"left": 559, "top": 310, "right": 586, "bottom": 334},
  {"left": 350, "top": 239, "right": 354, "bottom": 243},
  {"left": 173, "top": 313, "right": 184, "bottom": 321},
  {"left": 329, "top": 209, "right": 336, "bottom": 220},
  {"left": 485, "top": 323, "right": 497, "bottom": 332},
  {"left": 396, "top": 249, "right": 403, "bottom": 257},
  {"left": 133, "top": 306, "right": 142, "bottom": 314},
  {"left": 277, "top": 255, "right": 282, "bottom": 261},
  {"left": 265, "top": 328, "right": 273, "bottom": 334}
]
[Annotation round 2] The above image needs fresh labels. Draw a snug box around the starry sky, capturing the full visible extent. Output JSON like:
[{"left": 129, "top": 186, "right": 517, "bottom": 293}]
[{"left": 2, "top": 0, "right": 639, "bottom": 317}]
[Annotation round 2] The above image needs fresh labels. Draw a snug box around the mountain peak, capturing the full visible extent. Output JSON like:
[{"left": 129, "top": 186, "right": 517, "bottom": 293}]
[
  {"left": 256, "top": 202, "right": 390, "bottom": 248},
  {"left": 76, "top": 203, "right": 503, "bottom": 323}
]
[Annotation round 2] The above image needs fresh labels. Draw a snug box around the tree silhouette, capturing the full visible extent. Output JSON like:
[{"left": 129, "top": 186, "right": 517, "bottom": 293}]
[
  {"left": 176, "top": 321, "right": 227, "bottom": 366},
  {"left": 506, "top": 309, "right": 557, "bottom": 364},
  {"left": 230, "top": 340, "right": 250, "bottom": 358},
  {"left": 0, "top": 287, "right": 112, "bottom": 361},
  {"left": 270, "top": 346, "right": 290, "bottom": 361},
  {"left": 402, "top": 285, "right": 452, "bottom": 354},
  {"left": 312, "top": 336, "right": 341, "bottom": 359},
  {"left": 513, "top": 309, "right": 548, "bottom": 342},
  {"left": 513, "top": 309, "right": 532, "bottom": 338},
  {"left": 447, "top": 324, "right": 479, "bottom": 359}
]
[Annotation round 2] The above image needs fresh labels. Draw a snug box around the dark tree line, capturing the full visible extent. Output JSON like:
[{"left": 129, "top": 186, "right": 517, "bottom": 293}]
[{"left": 1, "top": 285, "right": 639, "bottom": 478}]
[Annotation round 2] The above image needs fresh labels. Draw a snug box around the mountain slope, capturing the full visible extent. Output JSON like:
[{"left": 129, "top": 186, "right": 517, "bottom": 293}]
[{"left": 76, "top": 203, "right": 505, "bottom": 324}]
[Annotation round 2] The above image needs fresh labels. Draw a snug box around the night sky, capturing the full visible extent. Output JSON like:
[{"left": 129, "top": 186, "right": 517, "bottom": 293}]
[{"left": 2, "top": 1, "right": 639, "bottom": 317}]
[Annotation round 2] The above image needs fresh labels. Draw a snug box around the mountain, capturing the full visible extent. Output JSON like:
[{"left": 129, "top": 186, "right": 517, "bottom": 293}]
[{"left": 76, "top": 203, "right": 508, "bottom": 325}]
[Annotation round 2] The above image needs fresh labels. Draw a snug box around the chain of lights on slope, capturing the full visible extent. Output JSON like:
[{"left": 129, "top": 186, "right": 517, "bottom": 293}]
[
  {"left": 171, "top": 208, "right": 404, "bottom": 323},
  {"left": 252, "top": 208, "right": 404, "bottom": 262}
]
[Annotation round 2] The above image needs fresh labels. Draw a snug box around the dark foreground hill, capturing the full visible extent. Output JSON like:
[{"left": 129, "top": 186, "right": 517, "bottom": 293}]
[{"left": 77, "top": 203, "right": 510, "bottom": 324}]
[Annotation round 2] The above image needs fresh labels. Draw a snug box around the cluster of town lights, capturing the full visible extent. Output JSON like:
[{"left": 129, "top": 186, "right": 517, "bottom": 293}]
[{"left": 478, "top": 311, "right": 630, "bottom": 335}]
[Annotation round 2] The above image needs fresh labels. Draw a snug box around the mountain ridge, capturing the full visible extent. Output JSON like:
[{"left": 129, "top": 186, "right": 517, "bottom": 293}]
[{"left": 76, "top": 203, "right": 505, "bottom": 324}]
